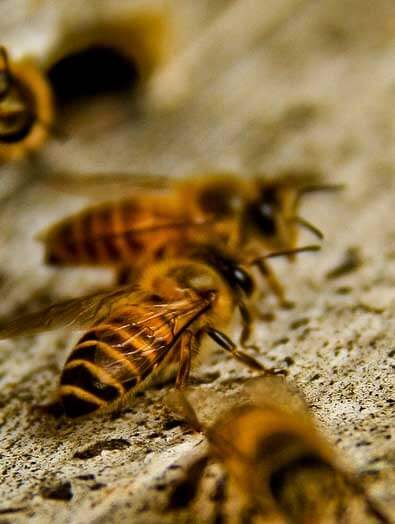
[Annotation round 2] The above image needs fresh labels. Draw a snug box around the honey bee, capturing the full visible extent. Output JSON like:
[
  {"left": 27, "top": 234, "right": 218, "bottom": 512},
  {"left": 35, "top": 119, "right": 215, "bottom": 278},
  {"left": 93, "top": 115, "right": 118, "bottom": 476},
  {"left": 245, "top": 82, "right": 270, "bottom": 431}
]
[
  {"left": 40, "top": 170, "right": 337, "bottom": 304},
  {"left": 0, "top": 46, "right": 55, "bottom": 162},
  {"left": 0, "top": 243, "right": 318, "bottom": 418},
  {"left": 166, "top": 379, "right": 390, "bottom": 524}
]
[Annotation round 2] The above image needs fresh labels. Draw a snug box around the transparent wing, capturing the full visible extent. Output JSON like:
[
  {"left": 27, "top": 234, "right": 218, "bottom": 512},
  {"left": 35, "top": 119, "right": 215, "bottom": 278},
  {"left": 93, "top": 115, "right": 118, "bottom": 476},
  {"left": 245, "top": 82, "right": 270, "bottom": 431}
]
[
  {"left": 0, "top": 285, "right": 212, "bottom": 348},
  {"left": 165, "top": 389, "right": 203, "bottom": 432},
  {"left": 88, "top": 295, "right": 213, "bottom": 384},
  {"left": 38, "top": 193, "right": 216, "bottom": 248},
  {"left": 37, "top": 171, "right": 173, "bottom": 197},
  {"left": 0, "top": 285, "right": 139, "bottom": 338},
  {"left": 165, "top": 377, "right": 312, "bottom": 428},
  {"left": 69, "top": 218, "right": 216, "bottom": 241},
  {"left": 256, "top": 169, "right": 323, "bottom": 188},
  {"left": 256, "top": 170, "right": 343, "bottom": 197},
  {"left": 242, "top": 376, "right": 317, "bottom": 425}
]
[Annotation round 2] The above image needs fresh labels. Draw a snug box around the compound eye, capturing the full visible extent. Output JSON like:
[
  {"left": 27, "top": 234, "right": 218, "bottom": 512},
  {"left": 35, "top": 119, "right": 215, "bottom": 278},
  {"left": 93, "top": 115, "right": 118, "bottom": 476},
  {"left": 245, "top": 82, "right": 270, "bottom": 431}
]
[
  {"left": 233, "top": 267, "right": 254, "bottom": 296},
  {"left": 251, "top": 202, "right": 277, "bottom": 236}
]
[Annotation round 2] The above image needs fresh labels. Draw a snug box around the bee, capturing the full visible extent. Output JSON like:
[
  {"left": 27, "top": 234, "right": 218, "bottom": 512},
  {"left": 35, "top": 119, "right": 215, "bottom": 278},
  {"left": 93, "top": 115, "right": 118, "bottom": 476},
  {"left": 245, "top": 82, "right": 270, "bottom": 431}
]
[
  {"left": 0, "top": 243, "right": 318, "bottom": 418},
  {"left": 166, "top": 379, "right": 390, "bottom": 524},
  {"left": 0, "top": 46, "right": 55, "bottom": 163},
  {"left": 39, "top": 170, "right": 338, "bottom": 304}
]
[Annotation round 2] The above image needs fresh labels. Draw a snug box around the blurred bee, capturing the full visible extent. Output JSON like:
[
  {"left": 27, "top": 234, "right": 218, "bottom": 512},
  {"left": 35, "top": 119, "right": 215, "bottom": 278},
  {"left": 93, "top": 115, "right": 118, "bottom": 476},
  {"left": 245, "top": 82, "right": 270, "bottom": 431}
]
[
  {"left": 39, "top": 170, "right": 338, "bottom": 304},
  {"left": 0, "top": 243, "right": 318, "bottom": 418},
  {"left": 166, "top": 378, "right": 390, "bottom": 524},
  {"left": 0, "top": 46, "right": 55, "bottom": 163}
]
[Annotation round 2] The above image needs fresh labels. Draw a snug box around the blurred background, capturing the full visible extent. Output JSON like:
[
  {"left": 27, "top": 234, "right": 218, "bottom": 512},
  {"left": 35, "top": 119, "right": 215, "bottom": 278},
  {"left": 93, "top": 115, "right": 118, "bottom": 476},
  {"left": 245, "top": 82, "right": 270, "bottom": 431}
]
[{"left": 0, "top": 1, "right": 394, "bottom": 522}]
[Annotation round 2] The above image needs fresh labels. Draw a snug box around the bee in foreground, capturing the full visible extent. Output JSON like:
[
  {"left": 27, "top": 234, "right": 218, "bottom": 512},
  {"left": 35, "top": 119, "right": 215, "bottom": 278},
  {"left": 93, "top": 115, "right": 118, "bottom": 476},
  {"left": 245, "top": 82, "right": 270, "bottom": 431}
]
[
  {"left": 166, "top": 378, "right": 390, "bottom": 524},
  {"left": 0, "top": 243, "right": 317, "bottom": 418},
  {"left": 0, "top": 45, "right": 55, "bottom": 162},
  {"left": 39, "top": 170, "right": 339, "bottom": 305}
]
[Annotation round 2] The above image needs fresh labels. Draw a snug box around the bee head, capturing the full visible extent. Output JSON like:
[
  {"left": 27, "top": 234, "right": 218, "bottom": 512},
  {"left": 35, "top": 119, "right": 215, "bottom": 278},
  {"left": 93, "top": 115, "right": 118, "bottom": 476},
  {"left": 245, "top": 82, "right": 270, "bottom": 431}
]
[
  {"left": 186, "top": 244, "right": 255, "bottom": 298},
  {"left": 246, "top": 180, "right": 323, "bottom": 259}
]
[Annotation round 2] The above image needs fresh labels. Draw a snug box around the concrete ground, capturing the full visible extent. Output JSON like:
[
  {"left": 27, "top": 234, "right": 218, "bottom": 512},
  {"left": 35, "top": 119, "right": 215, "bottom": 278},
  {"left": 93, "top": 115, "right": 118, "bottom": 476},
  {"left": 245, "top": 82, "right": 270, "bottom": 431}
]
[{"left": 0, "top": 0, "right": 394, "bottom": 522}]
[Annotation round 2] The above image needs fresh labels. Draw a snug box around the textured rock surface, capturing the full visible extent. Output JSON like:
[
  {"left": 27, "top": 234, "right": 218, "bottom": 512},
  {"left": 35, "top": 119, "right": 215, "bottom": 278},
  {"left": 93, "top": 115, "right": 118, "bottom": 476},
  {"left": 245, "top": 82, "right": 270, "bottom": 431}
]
[{"left": 0, "top": 0, "right": 394, "bottom": 522}]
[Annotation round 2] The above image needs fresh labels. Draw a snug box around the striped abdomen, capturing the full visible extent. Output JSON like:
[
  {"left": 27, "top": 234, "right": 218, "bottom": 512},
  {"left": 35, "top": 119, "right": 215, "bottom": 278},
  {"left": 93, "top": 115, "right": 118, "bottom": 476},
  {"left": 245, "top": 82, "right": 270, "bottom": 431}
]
[
  {"left": 59, "top": 307, "right": 175, "bottom": 417},
  {"left": 43, "top": 199, "right": 183, "bottom": 266}
]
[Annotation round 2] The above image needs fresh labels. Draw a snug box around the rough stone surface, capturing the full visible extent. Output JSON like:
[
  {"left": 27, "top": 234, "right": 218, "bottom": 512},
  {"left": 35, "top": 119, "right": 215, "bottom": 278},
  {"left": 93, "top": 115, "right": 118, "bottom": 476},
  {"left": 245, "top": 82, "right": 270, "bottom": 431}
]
[{"left": 0, "top": 0, "right": 394, "bottom": 522}]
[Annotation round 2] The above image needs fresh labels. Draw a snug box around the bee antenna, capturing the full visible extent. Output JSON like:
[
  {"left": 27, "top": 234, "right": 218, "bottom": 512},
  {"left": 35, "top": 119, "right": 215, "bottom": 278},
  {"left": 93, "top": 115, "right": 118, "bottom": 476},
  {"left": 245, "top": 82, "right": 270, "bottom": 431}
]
[
  {"left": 297, "top": 183, "right": 344, "bottom": 202},
  {"left": 249, "top": 244, "right": 321, "bottom": 266},
  {"left": 290, "top": 216, "right": 324, "bottom": 240}
]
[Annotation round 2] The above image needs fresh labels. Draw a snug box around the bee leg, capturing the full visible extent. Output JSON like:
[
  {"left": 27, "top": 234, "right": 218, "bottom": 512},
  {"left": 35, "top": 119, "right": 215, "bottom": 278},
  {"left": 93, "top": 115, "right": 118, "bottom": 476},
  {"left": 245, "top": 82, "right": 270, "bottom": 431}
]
[
  {"left": 205, "top": 327, "right": 286, "bottom": 376},
  {"left": 238, "top": 301, "right": 259, "bottom": 352},
  {"left": 255, "top": 259, "right": 294, "bottom": 309},
  {"left": 175, "top": 331, "right": 194, "bottom": 389}
]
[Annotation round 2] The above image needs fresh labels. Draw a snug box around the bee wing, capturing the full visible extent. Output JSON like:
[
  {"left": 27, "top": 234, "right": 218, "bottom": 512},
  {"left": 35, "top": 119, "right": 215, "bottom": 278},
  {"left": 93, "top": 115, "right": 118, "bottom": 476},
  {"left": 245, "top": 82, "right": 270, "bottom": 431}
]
[
  {"left": 165, "top": 388, "right": 239, "bottom": 430},
  {"left": 37, "top": 171, "right": 172, "bottom": 197},
  {"left": 256, "top": 169, "right": 323, "bottom": 188},
  {"left": 165, "top": 389, "right": 203, "bottom": 432},
  {"left": 0, "top": 285, "right": 140, "bottom": 338},
  {"left": 256, "top": 170, "right": 342, "bottom": 199},
  {"left": 166, "top": 378, "right": 312, "bottom": 428},
  {"left": 37, "top": 192, "right": 216, "bottom": 249},
  {"left": 90, "top": 295, "right": 213, "bottom": 384},
  {"left": 242, "top": 376, "right": 312, "bottom": 419}
]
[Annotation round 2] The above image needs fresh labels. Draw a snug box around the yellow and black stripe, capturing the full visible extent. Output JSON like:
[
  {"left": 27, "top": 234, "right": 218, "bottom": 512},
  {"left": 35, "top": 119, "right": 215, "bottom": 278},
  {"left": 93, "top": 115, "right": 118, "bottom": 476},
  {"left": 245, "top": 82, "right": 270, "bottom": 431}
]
[
  {"left": 44, "top": 201, "right": 162, "bottom": 266},
  {"left": 59, "top": 306, "right": 175, "bottom": 417}
]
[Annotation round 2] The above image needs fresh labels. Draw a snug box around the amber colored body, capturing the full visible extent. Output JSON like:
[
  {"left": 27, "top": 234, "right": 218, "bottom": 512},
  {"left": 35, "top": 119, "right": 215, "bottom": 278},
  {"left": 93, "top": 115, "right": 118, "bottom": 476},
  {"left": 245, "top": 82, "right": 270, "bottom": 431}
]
[
  {"left": 170, "top": 381, "right": 389, "bottom": 523},
  {"left": 41, "top": 173, "right": 318, "bottom": 267},
  {"left": 42, "top": 194, "right": 195, "bottom": 267},
  {"left": 0, "top": 48, "right": 54, "bottom": 162},
  {"left": 209, "top": 404, "right": 343, "bottom": 522},
  {"left": 0, "top": 243, "right": 268, "bottom": 418},
  {"left": 60, "top": 285, "right": 215, "bottom": 417},
  {"left": 60, "top": 255, "right": 234, "bottom": 417},
  {"left": 40, "top": 172, "right": 324, "bottom": 303}
]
